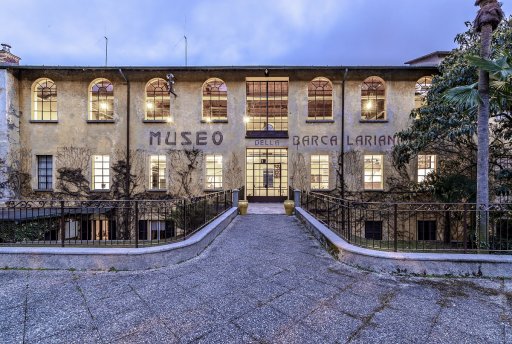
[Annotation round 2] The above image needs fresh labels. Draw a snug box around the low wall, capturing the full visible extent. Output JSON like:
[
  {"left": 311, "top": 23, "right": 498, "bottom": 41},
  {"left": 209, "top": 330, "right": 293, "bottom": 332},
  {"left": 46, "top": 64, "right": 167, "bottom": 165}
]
[
  {"left": 296, "top": 207, "right": 512, "bottom": 278},
  {"left": 0, "top": 207, "right": 238, "bottom": 271}
]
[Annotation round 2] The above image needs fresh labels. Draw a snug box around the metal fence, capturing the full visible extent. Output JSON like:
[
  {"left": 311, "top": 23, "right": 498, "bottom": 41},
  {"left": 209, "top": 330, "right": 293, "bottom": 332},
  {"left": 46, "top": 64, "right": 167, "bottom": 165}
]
[
  {"left": 300, "top": 191, "right": 512, "bottom": 254},
  {"left": 0, "top": 190, "right": 233, "bottom": 248}
]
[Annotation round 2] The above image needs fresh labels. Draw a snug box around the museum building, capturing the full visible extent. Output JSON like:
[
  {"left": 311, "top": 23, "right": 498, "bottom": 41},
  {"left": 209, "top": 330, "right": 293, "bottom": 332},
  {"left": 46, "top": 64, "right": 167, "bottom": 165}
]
[{"left": 0, "top": 44, "right": 442, "bottom": 202}]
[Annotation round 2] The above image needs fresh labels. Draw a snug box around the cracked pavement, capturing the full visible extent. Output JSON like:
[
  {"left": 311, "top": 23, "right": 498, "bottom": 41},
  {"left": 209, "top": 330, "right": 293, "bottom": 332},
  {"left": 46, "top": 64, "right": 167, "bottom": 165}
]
[{"left": 1, "top": 214, "right": 512, "bottom": 343}]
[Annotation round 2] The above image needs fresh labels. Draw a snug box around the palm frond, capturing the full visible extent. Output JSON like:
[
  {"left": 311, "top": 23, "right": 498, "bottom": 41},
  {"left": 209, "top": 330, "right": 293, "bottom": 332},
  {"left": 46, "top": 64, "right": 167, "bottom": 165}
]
[{"left": 443, "top": 83, "right": 480, "bottom": 112}]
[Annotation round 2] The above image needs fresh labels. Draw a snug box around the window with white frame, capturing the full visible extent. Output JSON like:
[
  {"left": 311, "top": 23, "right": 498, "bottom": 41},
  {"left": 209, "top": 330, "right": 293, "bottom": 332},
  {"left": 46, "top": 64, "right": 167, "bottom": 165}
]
[
  {"left": 89, "top": 79, "right": 114, "bottom": 120},
  {"left": 145, "top": 78, "right": 170, "bottom": 121},
  {"left": 32, "top": 78, "right": 57, "bottom": 121},
  {"left": 310, "top": 155, "right": 329, "bottom": 189},
  {"left": 418, "top": 154, "right": 436, "bottom": 182},
  {"left": 205, "top": 155, "right": 223, "bottom": 189},
  {"left": 92, "top": 155, "right": 110, "bottom": 190},
  {"left": 37, "top": 155, "right": 53, "bottom": 190},
  {"left": 364, "top": 155, "right": 383, "bottom": 190},
  {"left": 150, "top": 155, "right": 166, "bottom": 190},
  {"left": 308, "top": 77, "right": 333, "bottom": 120},
  {"left": 202, "top": 78, "right": 228, "bottom": 121},
  {"left": 415, "top": 76, "right": 432, "bottom": 109},
  {"left": 361, "top": 76, "right": 386, "bottom": 121}
]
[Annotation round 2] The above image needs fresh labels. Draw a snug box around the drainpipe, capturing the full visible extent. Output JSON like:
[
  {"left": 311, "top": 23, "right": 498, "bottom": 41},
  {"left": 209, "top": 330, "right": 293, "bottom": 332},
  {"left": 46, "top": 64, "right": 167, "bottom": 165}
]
[
  {"left": 118, "top": 69, "right": 130, "bottom": 199},
  {"left": 341, "top": 68, "right": 348, "bottom": 200}
]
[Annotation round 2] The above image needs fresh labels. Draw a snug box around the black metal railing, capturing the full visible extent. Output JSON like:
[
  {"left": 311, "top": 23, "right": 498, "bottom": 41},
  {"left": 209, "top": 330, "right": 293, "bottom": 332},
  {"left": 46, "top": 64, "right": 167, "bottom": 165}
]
[
  {"left": 0, "top": 190, "right": 233, "bottom": 248},
  {"left": 300, "top": 191, "right": 512, "bottom": 254}
]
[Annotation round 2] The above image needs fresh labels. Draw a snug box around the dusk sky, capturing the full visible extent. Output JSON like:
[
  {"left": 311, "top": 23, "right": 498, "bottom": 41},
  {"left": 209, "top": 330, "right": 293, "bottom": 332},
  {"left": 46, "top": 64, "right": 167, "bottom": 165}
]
[{"left": 3, "top": 0, "right": 512, "bottom": 67}]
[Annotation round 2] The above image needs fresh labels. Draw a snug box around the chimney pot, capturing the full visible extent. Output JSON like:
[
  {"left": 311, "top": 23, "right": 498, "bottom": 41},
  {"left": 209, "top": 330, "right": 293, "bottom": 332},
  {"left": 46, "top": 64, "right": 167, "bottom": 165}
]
[{"left": 1, "top": 43, "right": 11, "bottom": 52}]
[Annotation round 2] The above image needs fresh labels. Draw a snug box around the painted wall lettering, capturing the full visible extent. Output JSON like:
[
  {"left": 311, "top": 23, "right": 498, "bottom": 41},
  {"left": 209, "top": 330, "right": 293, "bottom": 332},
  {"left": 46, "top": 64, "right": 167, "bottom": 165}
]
[
  {"left": 346, "top": 135, "right": 396, "bottom": 146},
  {"left": 255, "top": 139, "right": 280, "bottom": 146},
  {"left": 292, "top": 135, "right": 338, "bottom": 147},
  {"left": 149, "top": 131, "right": 224, "bottom": 146}
]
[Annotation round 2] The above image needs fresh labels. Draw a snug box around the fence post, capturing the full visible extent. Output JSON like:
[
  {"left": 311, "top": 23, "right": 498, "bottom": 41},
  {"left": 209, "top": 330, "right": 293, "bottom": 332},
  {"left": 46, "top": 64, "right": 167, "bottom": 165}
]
[
  {"left": 232, "top": 189, "right": 239, "bottom": 208},
  {"left": 60, "top": 200, "right": 65, "bottom": 247},
  {"left": 183, "top": 200, "right": 187, "bottom": 240},
  {"left": 393, "top": 204, "right": 398, "bottom": 252},
  {"left": 134, "top": 201, "right": 139, "bottom": 248},
  {"left": 463, "top": 204, "right": 468, "bottom": 253}
]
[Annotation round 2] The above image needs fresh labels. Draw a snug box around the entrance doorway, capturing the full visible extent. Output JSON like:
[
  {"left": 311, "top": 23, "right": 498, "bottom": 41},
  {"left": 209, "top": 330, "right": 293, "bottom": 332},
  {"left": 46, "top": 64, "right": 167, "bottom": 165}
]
[{"left": 246, "top": 148, "right": 288, "bottom": 202}]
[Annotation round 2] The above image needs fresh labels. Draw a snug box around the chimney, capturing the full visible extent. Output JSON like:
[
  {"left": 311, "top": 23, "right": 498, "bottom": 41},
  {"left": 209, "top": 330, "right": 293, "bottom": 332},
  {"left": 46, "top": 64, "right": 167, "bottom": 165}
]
[{"left": 0, "top": 43, "right": 21, "bottom": 65}]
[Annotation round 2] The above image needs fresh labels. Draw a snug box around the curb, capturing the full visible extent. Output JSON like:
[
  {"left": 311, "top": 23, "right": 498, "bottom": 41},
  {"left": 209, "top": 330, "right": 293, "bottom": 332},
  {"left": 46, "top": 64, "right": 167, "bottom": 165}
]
[{"left": 295, "top": 207, "right": 512, "bottom": 278}]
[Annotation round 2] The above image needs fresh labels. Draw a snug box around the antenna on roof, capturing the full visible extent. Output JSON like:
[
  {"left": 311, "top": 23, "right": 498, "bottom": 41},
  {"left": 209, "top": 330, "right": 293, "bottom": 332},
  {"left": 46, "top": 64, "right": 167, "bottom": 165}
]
[
  {"left": 184, "top": 35, "right": 187, "bottom": 66},
  {"left": 104, "top": 36, "right": 108, "bottom": 66}
]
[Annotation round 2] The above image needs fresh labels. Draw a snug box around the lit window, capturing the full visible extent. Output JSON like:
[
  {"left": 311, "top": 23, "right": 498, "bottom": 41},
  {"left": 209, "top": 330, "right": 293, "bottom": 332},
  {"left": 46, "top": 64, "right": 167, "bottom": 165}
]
[
  {"left": 37, "top": 155, "right": 53, "bottom": 190},
  {"left": 418, "top": 154, "right": 436, "bottom": 182},
  {"left": 246, "top": 78, "right": 289, "bottom": 135},
  {"left": 32, "top": 78, "right": 57, "bottom": 121},
  {"left": 202, "top": 78, "right": 227, "bottom": 121},
  {"left": 89, "top": 79, "right": 114, "bottom": 120},
  {"left": 145, "top": 78, "right": 170, "bottom": 121},
  {"left": 150, "top": 155, "right": 166, "bottom": 190},
  {"left": 206, "top": 154, "right": 223, "bottom": 190},
  {"left": 92, "top": 155, "right": 110, "bottom": 190},
  {"left": 361, "top": 76, "right": 386, "bottom": 121},
  {"left": 308, "top": 77, "right": 332, "bottom": 120},
  {"left": 364, "top": 155, "right": 383, "bottom": 190},
  {"left": 415, "top": 76, "right": 432, "bottom": 108},
  {"left": 310, "top": 155, "right": 329, "bottom": 190}
]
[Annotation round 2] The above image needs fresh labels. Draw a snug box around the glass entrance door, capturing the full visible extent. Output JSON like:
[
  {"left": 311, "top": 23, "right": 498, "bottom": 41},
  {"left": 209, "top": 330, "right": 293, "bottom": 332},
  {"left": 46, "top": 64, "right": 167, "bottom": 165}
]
[{"left": 246, "top": 148, "right": 288, "bottom": 202}]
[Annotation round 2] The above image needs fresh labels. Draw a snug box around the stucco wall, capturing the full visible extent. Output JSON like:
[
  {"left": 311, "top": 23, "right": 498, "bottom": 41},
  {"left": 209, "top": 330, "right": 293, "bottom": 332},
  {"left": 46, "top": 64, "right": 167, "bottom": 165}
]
[{"left": 4, "top": 67, "right": 435, "bottom": 198}]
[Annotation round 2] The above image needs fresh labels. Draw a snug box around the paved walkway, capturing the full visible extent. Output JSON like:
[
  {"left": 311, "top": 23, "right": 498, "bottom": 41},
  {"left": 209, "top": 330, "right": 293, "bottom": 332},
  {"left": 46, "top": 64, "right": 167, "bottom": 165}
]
[{"left": 1, "top": 214, "right": 512, "bottom": 343}]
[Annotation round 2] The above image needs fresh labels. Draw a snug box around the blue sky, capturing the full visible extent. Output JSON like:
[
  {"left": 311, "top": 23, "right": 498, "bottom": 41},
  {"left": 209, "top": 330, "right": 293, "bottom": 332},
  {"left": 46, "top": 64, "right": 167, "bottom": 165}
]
[{"left": 2, "top": 0, "right": 511, "bottom": 66}]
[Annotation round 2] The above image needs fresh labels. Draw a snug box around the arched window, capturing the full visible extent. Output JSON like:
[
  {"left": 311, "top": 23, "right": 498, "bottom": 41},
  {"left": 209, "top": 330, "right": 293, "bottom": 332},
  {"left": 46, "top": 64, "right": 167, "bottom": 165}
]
[
  {"left": 308, "top": 77, "right": 333, "bottom": 120},
  {"left": 89, "top": 78, "right": 114, "bottom": 121},
  {"left": 202, "top": 78, "right": 227, "bottom": 121},
  {"left": 361, "top": 76, "right": 386, "bottom": 121},
  {"left": 32, "top": 78, "right": 57, "bottom": 121},
  {"left": 415, "top": 76, "right": 432, "bottom": 108},
  {"left": 145, "top": 78, "right": 170, "bottom": 121}
]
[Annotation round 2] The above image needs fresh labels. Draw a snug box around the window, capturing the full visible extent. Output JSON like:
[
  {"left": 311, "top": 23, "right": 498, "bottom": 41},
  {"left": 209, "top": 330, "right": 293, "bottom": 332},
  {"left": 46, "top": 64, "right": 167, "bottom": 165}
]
[
  {"left": 308, "top": 77, "right": 332, "bottom": 120},
  {"left": 415, "top": 76, "right": 432, "bottom": 108},
  {"left": 365, "top": 221, "right": 383, "bottom": 240},
  {"left": 310, "top": 155, "right": 329, "bottom": 190},
  {"left": 138, "top": 220, "right": 175, "bottom": 240},
  {"left": 418, "top": 220, "right": 436, "bottom": 241},
  {"left": 418, "top": 154, "right": 436, "bottom": 182},
  {"left": 32, "top": 78, "right": 57, "bottom": 121},
  {"left": 150, "top": 155, "right": 166, "bottom": 190},
  {"left": 206, "top": 154, "right": 223, "bottom": 190},
  {"left": 145, "top": 78, "right": 170, "bottom": 121},
  {"left": 364, "top": 155, "right": 383, "bottom": 190},
  {"left": 92, "top": 155, "right": 110, "bottom": 190},
  {"left": 202, "top": 78, "right": 227, "bottom": 121},
  {"left": 246, "top": 78, "right": 288, "bottom": 137},
  {"left": 89, "top": 79, "right": 114, "bottom": 120},
  {"left": 361, "top": 76, "right": 386, "bottom": 120},
  {"left": 37, "top": 155, "right": 53, "bottom": 190}
]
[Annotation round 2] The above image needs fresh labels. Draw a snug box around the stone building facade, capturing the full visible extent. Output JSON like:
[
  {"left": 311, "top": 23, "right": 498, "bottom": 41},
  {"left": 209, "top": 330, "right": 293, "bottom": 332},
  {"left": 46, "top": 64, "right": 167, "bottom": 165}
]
[{"left": 0, "top": 47, "right": 438, "bottom": 202}]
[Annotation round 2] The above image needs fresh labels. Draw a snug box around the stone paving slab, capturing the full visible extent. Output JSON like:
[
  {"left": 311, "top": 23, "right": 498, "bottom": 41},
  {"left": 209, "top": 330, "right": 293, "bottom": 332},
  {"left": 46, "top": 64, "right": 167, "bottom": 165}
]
[{"left": 0, "top": 214, "right": 511, "bottom": 343}]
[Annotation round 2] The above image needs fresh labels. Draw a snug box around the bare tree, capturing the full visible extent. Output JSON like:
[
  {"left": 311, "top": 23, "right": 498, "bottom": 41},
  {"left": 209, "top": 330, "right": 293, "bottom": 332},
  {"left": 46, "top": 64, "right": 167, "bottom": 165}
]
[
  {"left": 111, "top": 148, "right": 147, "bottom": 199},
  {"left": 168, "top": 148, "right": 204, "bottom": 197},
  {"left": 289, "top": 152, "right": 308, "bottom": 191},
  {"left": 224, "top": 152, "right": 243, "bottom": 190},
  {"left": 0, "top": 148, "right": 32, "bottom": 199},
  {"left": 56, "top": 146, "right": 92, "bottom": 199}
]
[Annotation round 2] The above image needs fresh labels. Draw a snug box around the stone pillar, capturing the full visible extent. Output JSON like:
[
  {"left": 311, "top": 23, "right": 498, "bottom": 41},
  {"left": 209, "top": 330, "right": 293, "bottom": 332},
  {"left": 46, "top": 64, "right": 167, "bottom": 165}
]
[
  {"left": 0, "top": 69, "right": 20, "bottom": 201},
  {"left": 294, "top": 189, "right": 301, "bottom": 207},
  {"left": 232, "top": 189, "right": 239, "bottom": 207}
]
